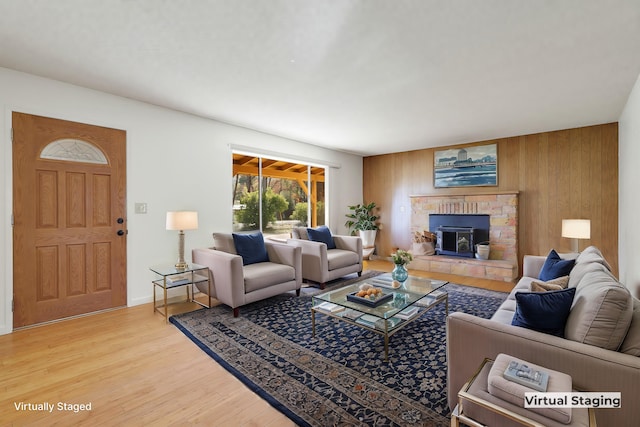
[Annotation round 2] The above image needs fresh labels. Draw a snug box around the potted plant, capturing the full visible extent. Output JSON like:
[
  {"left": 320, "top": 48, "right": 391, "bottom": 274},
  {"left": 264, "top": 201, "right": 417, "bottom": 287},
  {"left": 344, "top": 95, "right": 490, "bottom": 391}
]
[{"left": 345, "top": 202, "right": 379, "bottom": 249}]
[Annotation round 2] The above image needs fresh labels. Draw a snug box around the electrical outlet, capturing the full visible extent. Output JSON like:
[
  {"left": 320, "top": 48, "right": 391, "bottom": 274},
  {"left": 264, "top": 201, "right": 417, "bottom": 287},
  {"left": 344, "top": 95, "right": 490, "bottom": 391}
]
[{"left": 135, "top": 203, "right": 148, "bottom": 214}]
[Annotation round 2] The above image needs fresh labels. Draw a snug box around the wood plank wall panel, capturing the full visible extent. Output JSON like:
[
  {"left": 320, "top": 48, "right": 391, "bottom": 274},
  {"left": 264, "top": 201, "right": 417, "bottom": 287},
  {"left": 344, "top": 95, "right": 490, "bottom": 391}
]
[{"left": 363, "top": 123, "right": 619, "bottom": 277}]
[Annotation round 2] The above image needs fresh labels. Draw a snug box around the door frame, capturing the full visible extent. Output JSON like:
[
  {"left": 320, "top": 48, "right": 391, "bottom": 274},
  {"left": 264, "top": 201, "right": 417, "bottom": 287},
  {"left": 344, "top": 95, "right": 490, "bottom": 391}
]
[{"left": 1, "top": 107, "right": 130, "bottom": 334}]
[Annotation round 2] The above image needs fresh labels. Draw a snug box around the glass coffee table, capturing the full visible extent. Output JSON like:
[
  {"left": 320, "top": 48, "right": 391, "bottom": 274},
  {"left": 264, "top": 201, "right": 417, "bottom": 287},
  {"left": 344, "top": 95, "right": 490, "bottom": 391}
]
[{"left": 311, "top": 273, "right": 448, "bottom": 361}]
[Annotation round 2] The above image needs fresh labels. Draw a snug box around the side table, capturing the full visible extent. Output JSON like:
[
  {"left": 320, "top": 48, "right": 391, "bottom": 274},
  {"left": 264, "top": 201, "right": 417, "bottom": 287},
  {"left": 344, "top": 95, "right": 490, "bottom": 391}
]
[
  {"left": 150, "top": 263, "right": 212, "bottom": 322},
  {"left": 451, "top": 358, "right": 597, "bottom": 427}
]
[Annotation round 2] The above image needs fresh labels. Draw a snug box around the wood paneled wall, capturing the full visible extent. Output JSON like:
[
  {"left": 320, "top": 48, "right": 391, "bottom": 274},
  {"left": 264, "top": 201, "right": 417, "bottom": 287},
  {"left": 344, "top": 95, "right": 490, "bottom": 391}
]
[{"left": 363, "top": 123, "right": 619, "bottom": 277}]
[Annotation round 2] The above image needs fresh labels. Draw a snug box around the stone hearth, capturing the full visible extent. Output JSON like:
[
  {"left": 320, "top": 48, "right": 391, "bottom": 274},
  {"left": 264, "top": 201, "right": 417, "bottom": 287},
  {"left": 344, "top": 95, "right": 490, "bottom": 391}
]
[{"left": 410, "top": 192, "right": 519, "bottom": 282}]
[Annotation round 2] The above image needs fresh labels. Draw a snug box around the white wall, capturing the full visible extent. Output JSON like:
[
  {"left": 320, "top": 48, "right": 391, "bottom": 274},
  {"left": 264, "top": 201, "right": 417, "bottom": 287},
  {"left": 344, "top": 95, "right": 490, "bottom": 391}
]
[
  {"left": 0, "top": 67, "right": 363, "bottom": 334},
  {"left": 619, "top": 73, "right": 640, "bottom": 298}
]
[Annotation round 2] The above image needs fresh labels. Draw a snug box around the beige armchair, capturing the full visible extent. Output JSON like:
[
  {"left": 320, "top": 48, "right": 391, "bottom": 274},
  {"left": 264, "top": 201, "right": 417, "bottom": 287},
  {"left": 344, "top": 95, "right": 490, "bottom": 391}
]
[
  {"left": 287, "top": 226, "right": 363, "bottom": 289},
  {"left": 192, "top": 232, "right": 302, "bottom": 317}
]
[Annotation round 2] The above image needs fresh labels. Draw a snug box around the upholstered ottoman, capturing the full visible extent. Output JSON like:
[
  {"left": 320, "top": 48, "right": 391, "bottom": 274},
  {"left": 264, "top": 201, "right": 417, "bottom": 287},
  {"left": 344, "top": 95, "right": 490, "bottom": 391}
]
[{"left": 452, "top": 354, "right": 596, "bottom": 427}]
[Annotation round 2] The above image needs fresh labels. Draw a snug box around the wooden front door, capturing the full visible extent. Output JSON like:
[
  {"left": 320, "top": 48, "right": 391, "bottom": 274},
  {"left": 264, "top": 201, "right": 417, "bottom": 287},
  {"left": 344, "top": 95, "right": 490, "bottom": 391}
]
[{"left": 12, "top": 112, "right": 127, "bottom": 328}]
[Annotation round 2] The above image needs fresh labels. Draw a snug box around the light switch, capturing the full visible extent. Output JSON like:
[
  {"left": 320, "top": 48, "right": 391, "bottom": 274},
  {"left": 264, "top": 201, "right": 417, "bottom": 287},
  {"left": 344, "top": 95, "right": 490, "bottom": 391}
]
[{"left": 135, "top": 202, "right": 147, "bottom": 214}]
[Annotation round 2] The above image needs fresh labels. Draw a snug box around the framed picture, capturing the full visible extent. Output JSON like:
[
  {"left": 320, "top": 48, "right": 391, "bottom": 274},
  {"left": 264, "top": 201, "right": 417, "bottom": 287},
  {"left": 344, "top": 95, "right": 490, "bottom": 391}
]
[{"left": 434, "top": 143, "right": 497, "bottom": 188}]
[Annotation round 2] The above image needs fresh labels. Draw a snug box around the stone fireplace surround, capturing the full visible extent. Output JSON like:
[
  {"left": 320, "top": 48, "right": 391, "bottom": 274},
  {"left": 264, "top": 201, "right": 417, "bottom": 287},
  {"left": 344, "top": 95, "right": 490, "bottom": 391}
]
[{"left": 409, "top": 192, "right": 519, "bottom": 282}]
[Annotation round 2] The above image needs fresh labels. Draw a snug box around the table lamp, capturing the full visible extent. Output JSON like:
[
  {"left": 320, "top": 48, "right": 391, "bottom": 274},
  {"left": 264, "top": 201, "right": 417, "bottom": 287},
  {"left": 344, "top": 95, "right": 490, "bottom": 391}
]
[
  {"left": 561, "top": 219, "right": 590, "bottom": 252},
  {"left": 166, "top": 211, "right": 198, "bottom": 269}
]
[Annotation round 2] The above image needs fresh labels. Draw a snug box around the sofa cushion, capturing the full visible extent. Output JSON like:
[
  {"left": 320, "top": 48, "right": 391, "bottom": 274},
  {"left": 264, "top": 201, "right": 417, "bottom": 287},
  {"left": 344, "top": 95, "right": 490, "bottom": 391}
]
[
  {"left": 327, "top": 249, "right": 359, "bottom": 270},
  {"left": 530, "top": 276, "right": 569, "bottom": 292},
  {"left": 565, "top": 270, "right": 633, "bottom": 350},
  {"left": 491, "top": 309, "right": 517, "bottom": 324},
  {"left": 243, "top": 262, "right": 295, "bottom": 292},
  {"left": 500, "top": 298, "right": 517, "bottom": 313},
  {"left": 232, "top": 232, "right": 269, "bottom": 266},
  {"left": 539, "top": 249, "right": 575, "bottom": 281},
  {"left": 307, "top": 226, "right": 336, "bottom": 249},
  {"left": 291, "top": 226, "right": 309, "bottom": 240},
  {"left": 620, "top": 298, "right": 640, "bottom": 356},
  {"left": 568, "top": 261, "right": 610, "bottom": 288},
  {"left": 512, "top": 287, "right": 576, "bottom": 337},
  {"left": 212, "top": 232, "right": 237, "bottom": 254},
  {"left": 512, "top": 277, "right": 536, "bottom": 294},
  {"left": 575, "top": 246, "right": 612, "bottom": 271},
  {"left": 490, "top": 298, "right": 518, "bottom": 324},
  {"left": 490, "top": 280, "right": 521, "bottom": 322}
]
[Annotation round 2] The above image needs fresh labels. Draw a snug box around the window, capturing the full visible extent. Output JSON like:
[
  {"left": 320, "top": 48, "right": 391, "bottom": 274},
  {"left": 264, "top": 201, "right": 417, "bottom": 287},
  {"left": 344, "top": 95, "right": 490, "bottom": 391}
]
[
  {"left": 40, "top": 138, "right": 108, "bottom": 164},
  {"left": 232, "top": 152, "right": 326, "bottom": 238}
]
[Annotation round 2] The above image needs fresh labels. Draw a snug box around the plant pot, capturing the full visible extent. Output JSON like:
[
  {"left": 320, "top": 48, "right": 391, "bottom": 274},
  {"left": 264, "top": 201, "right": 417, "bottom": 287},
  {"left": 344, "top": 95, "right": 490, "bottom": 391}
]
[
  {"left": 475, "top": 244, "right": 490, "bottom": 260},
  {"left": 359, "top": 230, "right": 377, "bottom": 249}
]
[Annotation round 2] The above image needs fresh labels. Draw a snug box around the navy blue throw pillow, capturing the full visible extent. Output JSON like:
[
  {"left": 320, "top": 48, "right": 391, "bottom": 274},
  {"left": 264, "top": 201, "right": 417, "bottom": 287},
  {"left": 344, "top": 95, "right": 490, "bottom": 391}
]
[
  {"left": 511, "top": 287, "right": 576, "bottom": 337},
  {"left": 538, "top": 249, "right": 575, "bottom": 281},
  {"left": 232, "top": 232, "right": 269, "bottom": 266},
  {"left": 307, "top": 226, "right": 336, "bottom": 249}
]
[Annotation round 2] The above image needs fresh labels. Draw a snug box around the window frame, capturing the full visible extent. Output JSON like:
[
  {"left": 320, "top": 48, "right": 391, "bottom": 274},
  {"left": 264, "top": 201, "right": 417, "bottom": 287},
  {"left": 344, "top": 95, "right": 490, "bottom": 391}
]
[{"left": 231, "top": 150, "right": 328, "bottom": 235}]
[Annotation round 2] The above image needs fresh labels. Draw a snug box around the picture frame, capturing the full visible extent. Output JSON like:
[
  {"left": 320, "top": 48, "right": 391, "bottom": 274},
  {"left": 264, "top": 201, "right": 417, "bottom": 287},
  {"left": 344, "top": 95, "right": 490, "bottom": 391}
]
[{"left": 434, "top": 143, "right": 498, "bottom": 188}]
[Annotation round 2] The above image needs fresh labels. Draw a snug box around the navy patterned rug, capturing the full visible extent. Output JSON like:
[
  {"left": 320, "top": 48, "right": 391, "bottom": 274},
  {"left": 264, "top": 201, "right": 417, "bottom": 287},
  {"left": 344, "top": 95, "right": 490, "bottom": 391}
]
[{"left": 170, "top": 273, "right": 508, "bottom": 427}]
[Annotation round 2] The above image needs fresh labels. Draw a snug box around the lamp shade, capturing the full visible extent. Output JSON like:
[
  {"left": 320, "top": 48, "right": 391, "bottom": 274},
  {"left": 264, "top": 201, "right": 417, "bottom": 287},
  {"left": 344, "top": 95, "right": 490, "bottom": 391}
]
[
  {"left": 561, "top": 219, "right": 591, "bottom": 239},
  {"left": 166, "top": 211, "right": 198, "bottom": 231}
]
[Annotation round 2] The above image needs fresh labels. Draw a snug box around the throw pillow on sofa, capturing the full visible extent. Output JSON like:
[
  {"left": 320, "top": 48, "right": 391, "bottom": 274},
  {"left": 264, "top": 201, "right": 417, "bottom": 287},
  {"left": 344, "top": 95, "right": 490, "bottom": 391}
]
[
  {"left": 307, "top": 225, "right": 337, "bottom": 249},
  {"left": 530, "top": 275, "right": 569, "bottom": 292},
  {"left": 512, "top": 287, "right": 576, "bottom": 337},
  {"left": 539, "top": 249, "right": 575, "bottom": 281},
  {"left": 232, "top": 232, "right": 269, "bottom": 266}
]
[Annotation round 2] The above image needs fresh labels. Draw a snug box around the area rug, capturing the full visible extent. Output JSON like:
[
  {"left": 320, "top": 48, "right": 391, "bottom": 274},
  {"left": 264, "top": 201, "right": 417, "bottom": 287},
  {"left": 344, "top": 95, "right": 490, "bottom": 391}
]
[{"left": 170, "top": 275, "right": 508, "bottom": 427}]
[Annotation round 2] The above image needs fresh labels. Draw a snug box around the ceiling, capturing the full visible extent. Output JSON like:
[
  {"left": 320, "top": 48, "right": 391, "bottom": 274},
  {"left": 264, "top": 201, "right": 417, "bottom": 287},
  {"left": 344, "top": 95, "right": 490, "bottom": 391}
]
[
  {"left": 1, "top": 1, "right": 639, "bottom": 156},
  {"left": 233, "top": 153, "right": 325, "bottom": 181}
]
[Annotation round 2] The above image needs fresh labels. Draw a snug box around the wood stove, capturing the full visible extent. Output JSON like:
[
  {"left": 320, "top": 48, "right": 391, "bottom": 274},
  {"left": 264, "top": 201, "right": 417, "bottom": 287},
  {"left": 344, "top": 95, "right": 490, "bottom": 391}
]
[
  {"left": 429, "top": 214, "right": 490, "bottom": 258},
  {"left": 436, "top": 226, "right": 475, "bottom": 257}
]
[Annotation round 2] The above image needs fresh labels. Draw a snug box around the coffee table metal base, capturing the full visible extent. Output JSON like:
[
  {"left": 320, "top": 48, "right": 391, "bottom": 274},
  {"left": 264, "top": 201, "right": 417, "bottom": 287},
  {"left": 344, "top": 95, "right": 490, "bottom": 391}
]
[{"left": 311, "top": 292, "right": 448, "bottom": 361}]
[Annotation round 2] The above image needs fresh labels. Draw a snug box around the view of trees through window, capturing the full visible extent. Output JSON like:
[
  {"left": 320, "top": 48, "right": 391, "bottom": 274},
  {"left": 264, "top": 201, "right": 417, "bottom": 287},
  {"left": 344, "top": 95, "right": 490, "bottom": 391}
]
[{"left": 232, "top": 153, "right": 326, "bottom": 238}]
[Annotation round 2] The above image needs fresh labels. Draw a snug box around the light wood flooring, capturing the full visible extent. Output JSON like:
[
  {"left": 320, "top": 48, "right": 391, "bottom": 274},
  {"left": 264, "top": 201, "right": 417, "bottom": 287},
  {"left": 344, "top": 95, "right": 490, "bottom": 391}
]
[{"left": 0, "top": 261, "right": 511, "bottom": 426}]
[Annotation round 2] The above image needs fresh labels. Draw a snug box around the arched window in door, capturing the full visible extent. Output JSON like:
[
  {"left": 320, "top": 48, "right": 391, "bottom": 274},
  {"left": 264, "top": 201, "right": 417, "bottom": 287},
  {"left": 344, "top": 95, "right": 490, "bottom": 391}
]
[{"left": 40, "top": 138, "right": 108, "bottom": 164}]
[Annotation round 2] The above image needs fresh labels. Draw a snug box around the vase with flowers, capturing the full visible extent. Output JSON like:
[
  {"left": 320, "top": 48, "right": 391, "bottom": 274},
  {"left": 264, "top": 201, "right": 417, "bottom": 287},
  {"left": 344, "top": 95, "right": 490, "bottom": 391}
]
[{"left": 391, "top": 249, "right": 413, "bottom": 282}]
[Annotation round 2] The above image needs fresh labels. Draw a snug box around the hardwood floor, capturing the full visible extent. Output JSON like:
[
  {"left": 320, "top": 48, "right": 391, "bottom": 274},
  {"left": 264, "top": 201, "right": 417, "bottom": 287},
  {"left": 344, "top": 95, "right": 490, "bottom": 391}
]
[{"left": 0, "top": 261, "right": 511, "bottom": 426}]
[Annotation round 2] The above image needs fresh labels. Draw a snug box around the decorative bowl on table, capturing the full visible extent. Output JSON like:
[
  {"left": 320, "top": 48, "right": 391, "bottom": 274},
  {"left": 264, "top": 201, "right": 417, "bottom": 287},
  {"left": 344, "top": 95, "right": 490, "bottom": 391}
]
[{"left": 346, "top": 287, "right": 394, "bottom": 307}]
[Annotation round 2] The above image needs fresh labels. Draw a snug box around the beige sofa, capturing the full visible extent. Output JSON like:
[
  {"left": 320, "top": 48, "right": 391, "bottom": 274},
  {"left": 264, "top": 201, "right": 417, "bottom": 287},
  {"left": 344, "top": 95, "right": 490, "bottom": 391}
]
[
  {"left": 192, "top": 233, "right": 302, "bottom": 317},
  {"left": 447, "top": 246, "right": 640, "bottom": 426},
  {"left": 287, "top": 226, "right": 363, "bottom": 289}
]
